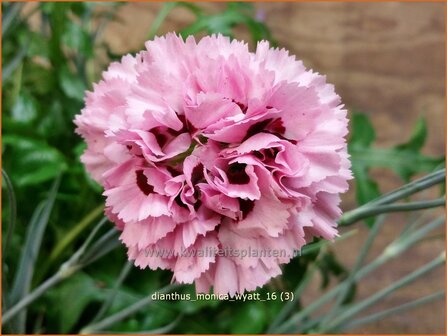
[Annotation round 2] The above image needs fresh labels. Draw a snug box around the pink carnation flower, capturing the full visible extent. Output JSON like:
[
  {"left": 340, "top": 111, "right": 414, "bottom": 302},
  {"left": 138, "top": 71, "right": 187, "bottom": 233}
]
[{"left": 75, "top": 33, "right": 351, "bottom": 295}]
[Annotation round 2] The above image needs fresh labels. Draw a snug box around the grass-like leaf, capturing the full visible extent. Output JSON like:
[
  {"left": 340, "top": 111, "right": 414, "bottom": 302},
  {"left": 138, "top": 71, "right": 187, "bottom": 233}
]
[
  {"left": 80, "top": 284, "right": 182, "bottom": 333},
  {"left": 7, "top": 175, "right": 61, "bottom": 333},
  {"left": 1, "top": 169, "right": 17, "bottom": 260}
]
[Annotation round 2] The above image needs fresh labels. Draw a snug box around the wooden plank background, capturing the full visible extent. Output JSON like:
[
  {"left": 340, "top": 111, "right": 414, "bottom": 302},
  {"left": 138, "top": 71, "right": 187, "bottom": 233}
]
[{"left": 101, "top": 2, "right": 446, "bottom": 334}]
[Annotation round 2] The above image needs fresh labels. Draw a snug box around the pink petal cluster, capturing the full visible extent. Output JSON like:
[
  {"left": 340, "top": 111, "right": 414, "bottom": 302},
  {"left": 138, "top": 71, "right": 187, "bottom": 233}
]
[{"left": 75, "top": 33, "right": 351, "bottom": 295}]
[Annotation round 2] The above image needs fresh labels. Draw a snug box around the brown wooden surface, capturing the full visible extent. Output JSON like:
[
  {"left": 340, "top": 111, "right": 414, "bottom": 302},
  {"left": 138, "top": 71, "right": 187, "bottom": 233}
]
[{"left": 101, "top": 2, "right": 446, "bottom": 334}]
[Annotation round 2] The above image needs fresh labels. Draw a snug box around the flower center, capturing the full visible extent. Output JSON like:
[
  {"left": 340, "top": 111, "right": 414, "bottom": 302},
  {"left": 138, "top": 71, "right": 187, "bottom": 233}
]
[
  {"left": 135, "top": 170, "right": 154, "bottom": 195},
  {"left": 227, "top": 163, "right": 250, "bottom": 184}
]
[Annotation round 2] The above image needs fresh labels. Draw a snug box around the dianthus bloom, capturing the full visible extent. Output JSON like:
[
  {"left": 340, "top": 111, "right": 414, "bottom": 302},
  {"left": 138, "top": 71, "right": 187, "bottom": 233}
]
[{"left": 75, "top": 33, "right": 351, "bottom": 295}]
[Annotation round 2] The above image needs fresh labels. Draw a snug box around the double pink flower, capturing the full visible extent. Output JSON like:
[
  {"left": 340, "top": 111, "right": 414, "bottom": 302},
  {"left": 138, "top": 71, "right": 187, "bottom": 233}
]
[{"left": 75, "top": 33, "right": 351, "bottom": 295}]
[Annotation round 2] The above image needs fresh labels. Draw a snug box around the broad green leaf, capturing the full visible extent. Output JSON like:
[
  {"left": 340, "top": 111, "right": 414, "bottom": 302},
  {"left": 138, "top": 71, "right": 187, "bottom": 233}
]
[
  {"left": 348, "top": 112, "right": 444, "bottom": 227},
  {"left": 18, "top": 30, "right": 49, "bottom": 58},
  {"left": 179, "top": 4, "right": 274, "bottom": 44},
  {"left": 227, "top": 2, "right": 254, "bottom": 13},
  {"left": 59, "top": 66, "right": 86, "bottom": 102},
  {"left": 317, "top": 251, "right": 348, "bottom": 289},
  {"left": 349, "top": 114, "right": 443, "bottom": 181},
  {"left": 11, "top": 92, "right": 38, "bottom": 125},
  {"left": 231, "top": 301, "right": 267, "bottom": 334},
  {"left": 138, "top": 304, "right": 177, "bottom": 332},
  {"left": 174, "top": 285, "right": 220, "bottom": 314},
  {"left": 3, "top": 135, "right": 67, "bottom": 186},
  {"left": 36, "top": 100, "right": 68, "bottom": 138},
  {"left": 352, "top": 147, "right": 443, "bottom": 182},
  {"left": 62, "top": 21, "right": 93, "bottom": 58},
  {"left": 349, "top": 113, "right": 375, "bottom": 149},
  {"left": 348, "top": 114, "right": 380, "bottom": 226},
  {"left": 392, "top": 118, "right": 442, "bottom": 180},
  {"left": 352, "top": 165, "right": 380, "bottom": 206},
  {"left": 351, "top": 165, "right": 380, "bottom": 227},
  {"left": 45, "top": 3, "right": 70, "bottom": 67},
  {"left": 48, "top": 272, "right": 104, "bottom": 333},
  {"left": 176, "top": 2, "right": 203, "bottom": 16},
  {"left": 23, "top": 62, "right": 56, "bottom": 95},
  {"left": 396, "top": 117, "right": 427, "bottom": 152}
]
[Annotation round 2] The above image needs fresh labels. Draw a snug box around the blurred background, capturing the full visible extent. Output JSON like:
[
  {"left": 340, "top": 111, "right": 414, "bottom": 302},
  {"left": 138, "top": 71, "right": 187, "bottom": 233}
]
[{"left": 2, "top": 2, "right": 445, "bottom": 334}]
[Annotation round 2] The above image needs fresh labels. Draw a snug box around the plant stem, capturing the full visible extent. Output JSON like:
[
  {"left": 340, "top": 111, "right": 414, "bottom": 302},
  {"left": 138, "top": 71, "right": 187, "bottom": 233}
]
[
  {"left": 339, "top": 198, "right": 445, "bottom": 226},
  {"left": 80, "top": 284, "right": 182, "bottom": 334},
  {"left": 299, "top": 229, "right": 357, "bottom": 256},
  {"left": 343, "top": 290, "right": 445, "bottom": 331},
  {"left": 373, "top": 169, "right": 445, "bottom": 206},
  {"left": 2, "top": 264, "right": 77, "bottom": 324},
  {"left": 48, "top": 204, "right": 104, "bottom": 263},
  {"left": 323, "top": 252, "right": 445, "bottom": 332},
  {"left": 318, "top": 215, "right": 386, "bottom": 328},
  {"left": 91, "top": 261, "right": 133, "bottom": 323},
  {"left": 267, "top": 248, "right": 325, "bottom": 332},
  {"left": 79, "top": 228, "right": 120, "bottom": 265},
  {"left": 275, "top": 216, "right": 444, "bottom": 333},
  {"left": 2, "top": 218, "right": 111, "bottom": 325},
  {"left": 338, "top": 169, "right": 445, "bottom": 227}
]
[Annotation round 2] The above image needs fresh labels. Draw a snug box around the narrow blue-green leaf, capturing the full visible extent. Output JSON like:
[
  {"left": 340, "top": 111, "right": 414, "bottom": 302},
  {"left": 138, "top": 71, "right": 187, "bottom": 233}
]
[
  {"left": 2, "top": 169, "right": 17, "bottom": 315},
  {"left": 2, "top": 47, "right": 26, "bottom": 83},
  {"left": 92, "top": 261, "right": 133, "bottom": 323},
  {"left": 8, "top": 176, "right": 61, "bottom": 332},
  {"left": 2, "top": 3, "right": 23, "bottom": 37},
  {"left": 1, "top": 169, "right": 17, "bottom": 258}
]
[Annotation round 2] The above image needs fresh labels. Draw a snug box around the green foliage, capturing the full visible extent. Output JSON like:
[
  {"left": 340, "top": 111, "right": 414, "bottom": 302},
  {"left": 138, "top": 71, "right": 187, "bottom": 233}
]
[
  {"left": 317, "top": 251, "right": 349, "bottom": 289},
  {"left": 3, "top": 135, "right": 67, "bottom": 187},
  {"left": 179, "top": 2, "right": 275, "bottom": 45},
  {"left": 2, "top": 2, "right": 117, "bottom": 333},
  {"left": 47, "top": 272, "right": 105, "bottom": 333},
  {"left": 348, "top": 112, "right": 444, "bottom": 226},
  {"left": 231, "top": 301, "right": 267, "bottom": 333},
  {"left": 148, "top": 2, "right": 275, "bottom": 45}
]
